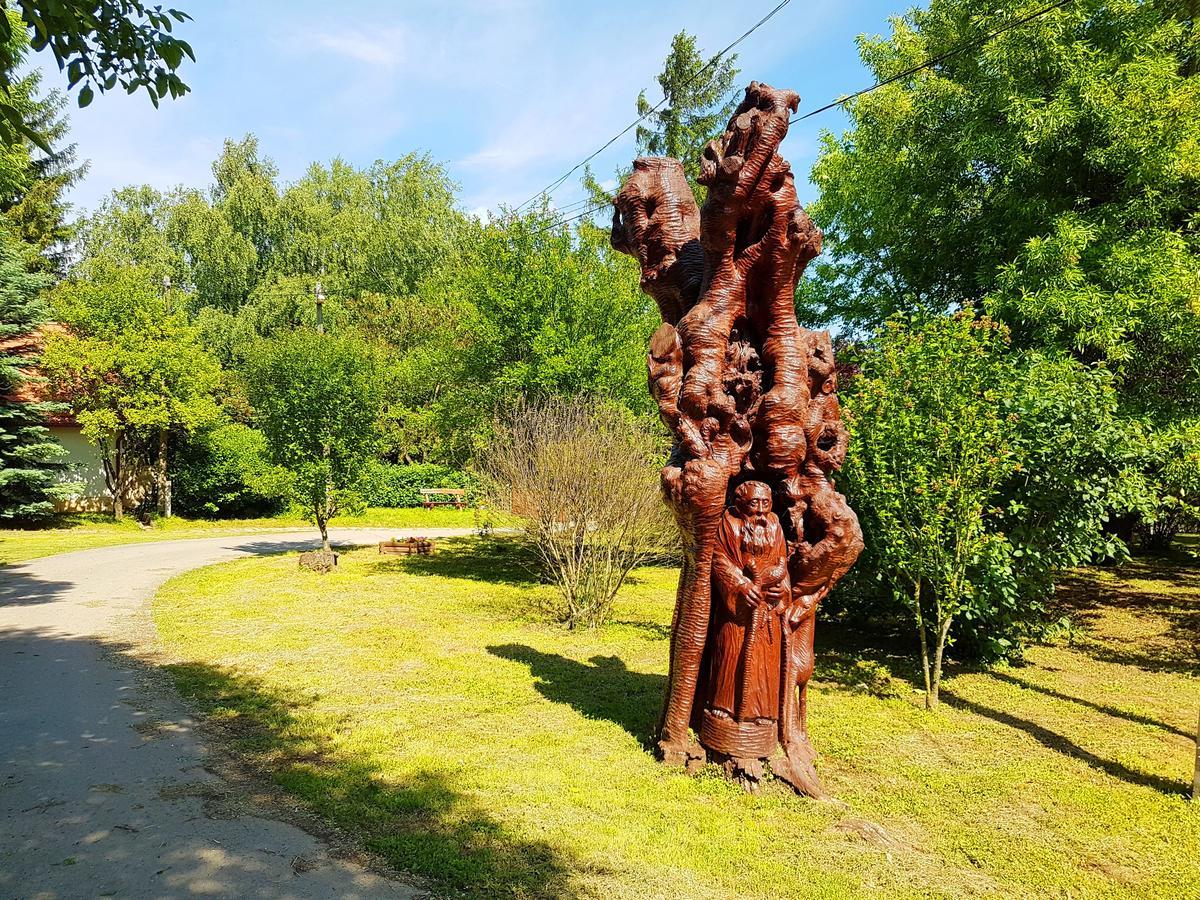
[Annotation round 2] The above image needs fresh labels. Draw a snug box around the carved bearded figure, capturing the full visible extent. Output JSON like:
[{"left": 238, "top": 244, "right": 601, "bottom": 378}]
[{"left": 704, "top": 481, "right": 790, "bottom": 758}]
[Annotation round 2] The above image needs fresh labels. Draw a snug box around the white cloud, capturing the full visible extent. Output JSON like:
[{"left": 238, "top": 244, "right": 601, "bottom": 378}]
[{"left": 307, "top": 26, "right": 407, "bottom": 69}]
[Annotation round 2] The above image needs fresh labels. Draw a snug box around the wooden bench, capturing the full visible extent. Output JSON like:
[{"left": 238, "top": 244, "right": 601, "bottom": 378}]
[{"left": 420, "top": 487, "right": 467, "bottom": 509}]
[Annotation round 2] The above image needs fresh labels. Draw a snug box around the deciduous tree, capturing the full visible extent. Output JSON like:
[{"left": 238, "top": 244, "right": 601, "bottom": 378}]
[
  {"left": 243, "top": 328, "right": 383, "bottom": 550},
  {"left": 42, "top": 262, "right": 220, "bottom": 517}
]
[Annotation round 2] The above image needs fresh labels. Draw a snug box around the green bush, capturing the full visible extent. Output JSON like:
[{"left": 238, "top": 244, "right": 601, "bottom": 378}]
[
  {"left": 830, "top": 312, "right": 1140, "bottom": 677},
  {"left": 357, "top": 461, "right": 478, "bottom": 508},
  {"left": 173, "top": 423, "right": 292, "bottom": 518}
]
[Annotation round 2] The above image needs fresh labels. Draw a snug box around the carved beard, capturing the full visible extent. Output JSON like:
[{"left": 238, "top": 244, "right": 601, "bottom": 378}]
[{"left": 740, "top": 514, "right": 773, "bottom": 556}]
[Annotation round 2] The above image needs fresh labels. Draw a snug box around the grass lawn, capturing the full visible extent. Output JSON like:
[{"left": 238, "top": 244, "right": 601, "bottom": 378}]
[
  {"left": 0, "top": 507, "right": 480, "bottom": 566},
  {"left": 150, "top": 538, "right": 1200, "bottom": 899}
]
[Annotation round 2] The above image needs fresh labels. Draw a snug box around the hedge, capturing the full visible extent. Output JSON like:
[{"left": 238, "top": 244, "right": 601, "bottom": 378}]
[{"left": 358, "top": 461, "right": 479, "bottom": 508}]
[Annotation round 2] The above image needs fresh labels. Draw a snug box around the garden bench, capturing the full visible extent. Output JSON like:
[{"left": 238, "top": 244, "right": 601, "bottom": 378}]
[{"left": 420, "top": 487, "right": 466, "bottom": 509}]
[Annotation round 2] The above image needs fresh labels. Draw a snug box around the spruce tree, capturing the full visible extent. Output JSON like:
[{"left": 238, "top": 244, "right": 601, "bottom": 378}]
[
  {"left": 635, "top": 32, "right": 741, "bottom": 199},
  {"left": 0, "top": 235, "right": 68, "bottom": 522}
]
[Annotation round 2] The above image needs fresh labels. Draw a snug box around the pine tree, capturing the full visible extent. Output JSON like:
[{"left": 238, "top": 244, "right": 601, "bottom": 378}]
[
  {"left": 0, "top": 234, "right": 69, "bottom": 522},
  {"left": 584, "top": 32, "right": 741, "bottom": 211},
  {"left": 635, "top": 32, "right": 740, "bottom": 198},
  {"left": 0, "top": 24, "right": 84, "bottom": 274}
]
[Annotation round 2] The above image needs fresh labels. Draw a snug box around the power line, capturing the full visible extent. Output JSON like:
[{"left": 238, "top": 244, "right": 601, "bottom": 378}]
[
  {"left": 529, "top": 202, "right": 613, "bottom": 235},
  {"left": 791, "top": 0, "right": 1076, "bottom": 122},
  {"left": 526, "top": 0, "right": 1076, "bottom": 235},
  {"left": 512, "top": 0, "right": 793, "bottom": 214}
]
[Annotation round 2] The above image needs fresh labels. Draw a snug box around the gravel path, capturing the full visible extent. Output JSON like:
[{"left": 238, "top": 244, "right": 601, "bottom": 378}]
[{"left": 0, "top": 528, "right": 472, "bottom": 899}]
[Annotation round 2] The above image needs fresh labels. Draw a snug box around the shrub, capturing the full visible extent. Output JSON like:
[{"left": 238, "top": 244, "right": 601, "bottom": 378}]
[
  {"left": 477, "top": 395, "right": 670, "bottom": 629},
  {"left": 1135, "top": 421, "right": 1200, "bottom": 553},
  {"left": 172, "top": 422, "right": 291, "bottom": 518},
  {"left": 835, "top": 311, "right": 1141, "bottom": 699},
  {"left": 357, "top": 461, "right": 478, "bottom": 507}
]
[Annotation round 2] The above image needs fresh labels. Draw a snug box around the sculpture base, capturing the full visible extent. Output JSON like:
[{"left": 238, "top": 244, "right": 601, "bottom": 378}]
[
  {"left": 660, "top": 712, "right": 830, "bottom": 800},
  {"left": 699, "top": 708, "right": 776, "bottom": 758}
]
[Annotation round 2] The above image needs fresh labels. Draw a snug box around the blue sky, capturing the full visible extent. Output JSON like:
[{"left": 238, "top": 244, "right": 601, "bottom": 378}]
[{"left": 38, "top": 0, "right": 913, "bottom": 219}]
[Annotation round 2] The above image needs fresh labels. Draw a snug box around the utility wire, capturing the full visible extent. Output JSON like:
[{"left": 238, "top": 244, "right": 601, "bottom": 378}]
[
  {"left": 527, "top": 0, "right": 1076, "bottom": 234},
  {"left": 512, "top": 0, "right": 793, "bottom": 214},
  {"left": 529, "top": 202, "right": 613, "bottom": 235},
  {"left": 790, "top": 0, "right": 1076, "bottom": 122}
]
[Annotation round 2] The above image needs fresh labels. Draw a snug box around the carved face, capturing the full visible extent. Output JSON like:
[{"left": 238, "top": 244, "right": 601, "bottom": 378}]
[{"left": 733, "top": 481, "right": 772, "bottom": 524}]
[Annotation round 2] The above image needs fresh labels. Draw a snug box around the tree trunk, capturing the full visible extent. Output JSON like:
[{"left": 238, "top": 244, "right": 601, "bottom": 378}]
[
  {"left": 1193, "top": 706, "right": 1199, "bottom": 802},
  {"left": 157, "top": 427, "right": 171, "bottom": 518},
  {"left": 931, "top": 616, "right": 953, "bottom": 709},
  {"left": 914, "top": 581, "right": 933, "bottom": 710},
  {"left": 111, "top": 432, "right": 124, "bottom": 520}
]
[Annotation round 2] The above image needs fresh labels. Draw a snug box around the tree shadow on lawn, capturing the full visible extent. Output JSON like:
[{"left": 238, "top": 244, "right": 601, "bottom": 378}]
[
  {"left": 365, "top": 536, "right": 542, "bottom": 587},
  {"left": 167, "top": 659, "right": 583, "bottom": 898},
  {"left": 487, "top": 644, "right": 665, "bottom": 749},
  {"left": 939, "top": 689, "right": 1190, "bottom": 797},
  {"left": 1054, "top": 564, "right": 1200, "bottom": 677},
  {"left": 985, "top": 669, "right": 1192, "bottom": 740}
]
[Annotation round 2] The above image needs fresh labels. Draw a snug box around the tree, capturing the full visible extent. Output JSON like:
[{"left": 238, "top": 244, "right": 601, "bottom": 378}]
[
  {"left": 0, "top": 15, "right": 84, "bottom": 273},
  {"left": 802, "top": 0, "right": 1200, "bottom": 421},
  {"left": 243, "top": 328, "right": 383, "bottom": 551},
  {"left": 582, "top": 31, "right": 742, "bottom": 210},
  {"left": 0, "top": 1, "right": 195, "bottom": 149},
  {"left": 42, "top": 262, "right": 221, "bottom": 518},
  {"left": 478, "top": 395, "right": 670, "bottom": 628},
  {"left": 0, "top": 233, "right": 69, "bottom": 521},
  {"left": 635, "top": 31, "right": 740, "bottom": 199},
  {"left": 395, "top": 209, "right": 657, "bottom": 464},
  {"left": 1134, "top": 420, "right": 1200, "bottom": 552},
  {"left": 841, "top": 313, "right": 1017, "bottom": 707}
]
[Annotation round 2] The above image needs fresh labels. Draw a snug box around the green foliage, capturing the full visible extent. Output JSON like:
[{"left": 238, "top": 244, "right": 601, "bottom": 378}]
[
  {"left": 41, "top": 262, "right": 221, "bottom": 515},
  {"left": 68, "top": 136, "right": 667, "bottom": 479},
  {"left": 1134, "top": 419, "right": 1200, "bottom": 551},
  {"left": 172, "top": 422, "right": 291, "bottom": 518},
  {"left": 0, "top": 2, "right": 194, "bottom": 150},
  {"left": 803, "top": 0, "right": 1200, "bottom": 421},
  {"left": 839, "top": 310, "right": 1142, "bottom": 671},
  {"left": 635, "top": 31, "right": 740, "bottom": 199},
  {"left": 0, "top": 233, "right": 69, "bottom": 521},
  {"left": 243, "top": 328, "right": 384, "bottom": 546},
  {"left": 397, "top": 211, "right": 656, "bottom": 463},
  {"left": 0, "top": 14, "right": 84, "bottom": 273},
  {"left": 841, "top": 311, "right": 1017, "bottom": 705},
  {"left": 357, "top": 461, "right": 477, "bottom": 508}
]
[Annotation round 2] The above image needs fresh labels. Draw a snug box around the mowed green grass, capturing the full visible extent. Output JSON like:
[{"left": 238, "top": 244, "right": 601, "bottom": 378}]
[
  {"left": 151, "top": 538, "right": 1200, "bottom": 899},
  {"left": 0, "top": 507, "right": 479, "bottom": 565}
]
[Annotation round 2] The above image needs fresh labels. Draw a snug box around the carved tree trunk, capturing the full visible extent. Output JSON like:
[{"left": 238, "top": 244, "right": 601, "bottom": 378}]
[{"left": 612, "top": 82, "right": 863, "bottom": 797}]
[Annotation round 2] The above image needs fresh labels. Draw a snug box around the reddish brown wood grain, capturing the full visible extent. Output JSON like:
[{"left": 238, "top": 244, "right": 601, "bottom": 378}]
[{"left": 612, "top": 82, "right": 863, "bottom": 797}]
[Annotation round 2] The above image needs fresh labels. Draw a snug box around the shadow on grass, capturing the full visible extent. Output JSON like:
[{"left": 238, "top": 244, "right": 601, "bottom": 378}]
[
  {"left": 815, "top": 622, "right": 927, "bottom": 697},
  {"left": 1055, "top": 564, "right": 1200, "bottom": 677},
  {"left": 364, "top": 536, "right": 542, "bottom": 587},
  {"left": 487, "top": 644, "right": 664, "bottom": 749},
  {"left": 985, "top": 670, "right": 1192, "bottom": 739},
  {"left": 939, "top": 690, "right": 1190, "bottom": 797},
  {"left": 168, "top": 660, "right": 581, "bottom": 898}
]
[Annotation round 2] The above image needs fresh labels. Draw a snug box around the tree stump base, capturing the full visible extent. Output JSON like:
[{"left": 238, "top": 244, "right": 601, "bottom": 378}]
[{"left": 299, "top": 550, "right": 338, "bottom": 573}]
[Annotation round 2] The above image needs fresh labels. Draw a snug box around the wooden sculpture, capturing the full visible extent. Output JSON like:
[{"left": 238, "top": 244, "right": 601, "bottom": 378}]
[{"left": 611, "top": 82, "right": 863, "bottom": 797}]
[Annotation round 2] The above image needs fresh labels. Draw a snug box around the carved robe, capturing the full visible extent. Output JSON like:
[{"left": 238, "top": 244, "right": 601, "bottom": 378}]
[{"left": 701, "top": 509, "right": 791, "bottom": 758}]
